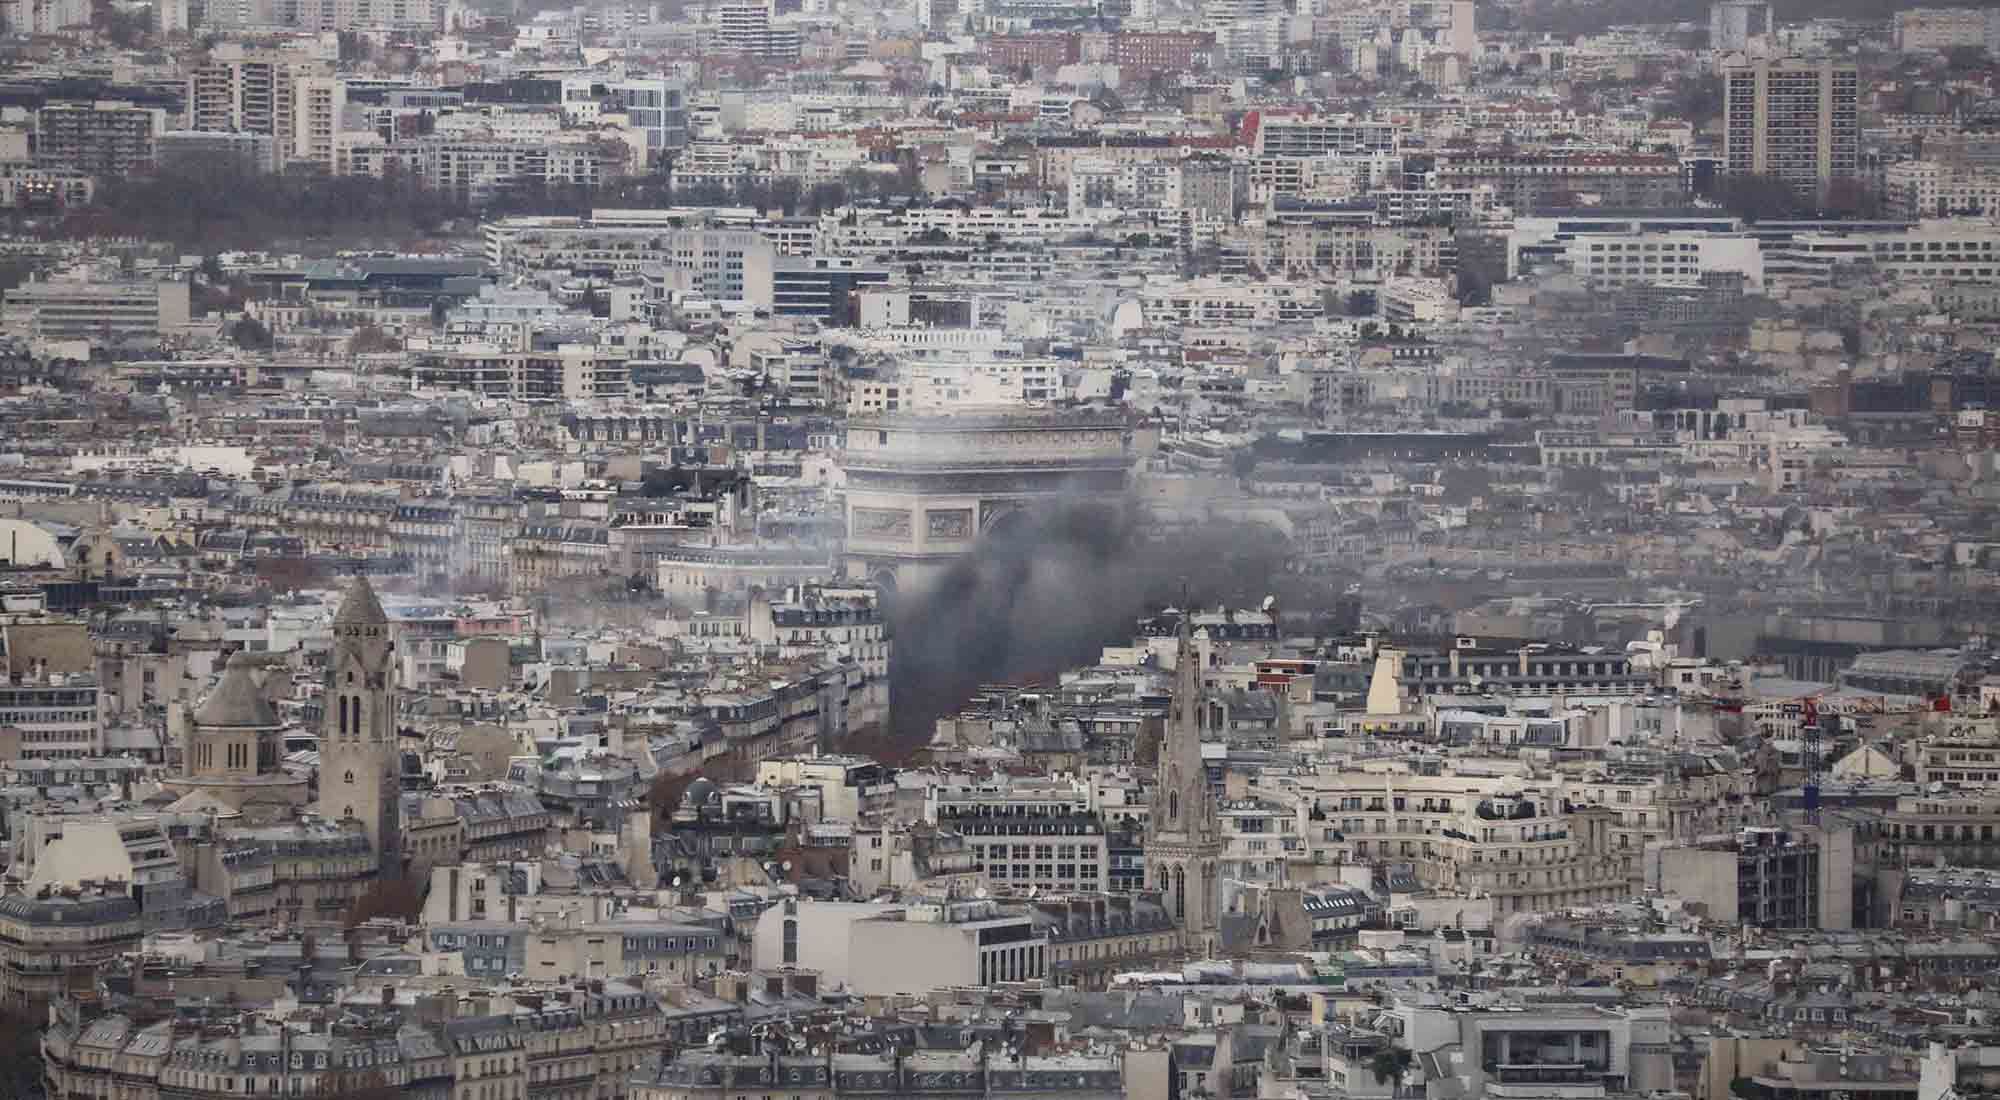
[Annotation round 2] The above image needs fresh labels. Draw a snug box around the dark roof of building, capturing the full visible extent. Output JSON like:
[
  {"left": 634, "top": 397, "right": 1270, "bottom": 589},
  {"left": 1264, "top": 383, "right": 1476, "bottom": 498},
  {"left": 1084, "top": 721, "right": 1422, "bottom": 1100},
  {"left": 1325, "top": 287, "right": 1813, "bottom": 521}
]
[
  {"left": 0, "top": 889, "right": 140, "bottom": 924},
  {"left": 193, "top": 652, "right": 281, "bottom": 730}
]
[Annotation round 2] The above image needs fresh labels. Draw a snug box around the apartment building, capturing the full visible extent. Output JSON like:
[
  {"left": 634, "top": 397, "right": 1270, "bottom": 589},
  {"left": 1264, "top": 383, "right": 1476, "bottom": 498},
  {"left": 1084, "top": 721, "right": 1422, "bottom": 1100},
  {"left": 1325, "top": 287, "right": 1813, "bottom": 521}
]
[
  {"left": 291, "top": 0, "right": 439, "bottom": 29},
  {"left": 1240, "top": 211, "right": 1454, "bottom": 280},
  {"left": 1893, "top": 6, "right": 1997, "bottom": 51},
  {"left": 483, "top": 218, "right": 777, "bottom": 307},
  {"left": 1886, "top": 160, "right": 2000, "bottom": 218},
  {"left": 19, "top": 814, "right": 198, "bottom": 932},
  {"left": 927, "top": 781, "right": 1110, "bottom": 894},
  {"left": 1912, "top": 726, "right": 2000, "bottom": 786},
  {"left": 1432, "top": 151, "right": 1686, "bottom": 210},
  {"left": 46, "top": 983, "right": 668, "bottom": 1100},
  {"left": 715, "top": 1, "right": 802, "bottom": 60},
  {"left": 1767, "top": 223, "right": 2000, "bottom": 286},
  {"left": 0, "top": 0, "right": 88, "bottom": 33},
  {"left": 35, "top": 101, "right": 167, "bottom": 176},
  {"left": 409, "top": 343, "right": 633, "bottom": 401},
  {"left": 0, "top": 672, "right": 102, "bottom": 759},
  {"left": 1655, "top": 824, "right": 1860, "bottom": 929},
  {"left": 185, "top": 49, "right": 328, "bottom": 166},
  {"left": 1565, "top": 232, "right": 1765, "bottom": 290},
  {"left": 416, "top": 138, "right": 615, "bottom": 203},
  {"left": 1721, "top": 54, "right": 1860, "bottom": 194},
  {"left": 1138, "top": 277, "right": 1326, "bottom": 325},
  {"left": 756, "top": 754, "right": 891, "bottom": 825},
  {"left": 1252, "top": 113, "right": 1401, "bottom": 157},
  {"left": 0, "top": 883, "right": 142, "bottom": 1011},
  {"left": 158, "top": 128, "right": 276, "bottom": 172},
  {"left": 2, "top": 276, "right": 191, "bottom": 341},
  {"left": 1286, "top": 768, "right": 1632, "bottom": 913},
  {"left": 290, "top": 76, "right": 345, "bottom": 172},
  {"left": 1881, "top": 789, "right": 2000, "bottom": 869},
  {"left": 0, "top": 162, "right": 93, "bottom": 208}
]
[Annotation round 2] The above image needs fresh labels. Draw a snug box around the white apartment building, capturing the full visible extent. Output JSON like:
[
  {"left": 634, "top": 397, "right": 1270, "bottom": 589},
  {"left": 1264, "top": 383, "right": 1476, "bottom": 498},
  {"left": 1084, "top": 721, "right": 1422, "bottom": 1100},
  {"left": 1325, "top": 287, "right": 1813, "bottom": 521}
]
[
  {"left": 1253, "top": 114, "right": 1402, "bottom": 157},
  {"left": 1767, "top": 223, "right": 2000, "bottom": 286},
  {"left": 1272, "top": 765, "right": 1633, "bottom": 913},
  {"left": 925, "top": 780, "right": 1109, "bottom": 895},
  {"left": 1886, "top": 160, "right": 2000, "bottom": 219},
  {"left": 1067, "top": 157, "right": 1189, "bottom": 217},
  {"left": 847, "top": 360, "right": 1065, "bottom": 414},
  {"left": 1219, "top": 797, "right": 1300, "bottom": 885},
  {"left": 1564, "top": 232, "right": 1765, "bottom": 290},
  {"left": 896, "top": 206, "right": 1114, "bottom": 242},
  {"left": 1138, "top": 277, "right": 1325, "bottom": 326}
]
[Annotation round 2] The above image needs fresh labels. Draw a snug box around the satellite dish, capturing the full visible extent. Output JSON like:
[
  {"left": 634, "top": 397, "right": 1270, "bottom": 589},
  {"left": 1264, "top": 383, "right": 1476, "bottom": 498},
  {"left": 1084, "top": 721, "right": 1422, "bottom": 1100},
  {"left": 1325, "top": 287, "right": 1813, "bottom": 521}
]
[
  {"left": 974, "top": 887, "right": 988, "bottom": 900},
  {"left": 781, "top": 860, "right": 793, "bottom": 872}
]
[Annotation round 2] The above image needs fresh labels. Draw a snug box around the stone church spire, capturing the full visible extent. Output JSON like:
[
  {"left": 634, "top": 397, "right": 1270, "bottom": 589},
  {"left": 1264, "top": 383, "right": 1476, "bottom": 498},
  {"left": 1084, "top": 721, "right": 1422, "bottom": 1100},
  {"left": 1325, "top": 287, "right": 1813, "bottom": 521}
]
[{"left": 1146, "top": 609, "right": 1224, "bottom": 955}]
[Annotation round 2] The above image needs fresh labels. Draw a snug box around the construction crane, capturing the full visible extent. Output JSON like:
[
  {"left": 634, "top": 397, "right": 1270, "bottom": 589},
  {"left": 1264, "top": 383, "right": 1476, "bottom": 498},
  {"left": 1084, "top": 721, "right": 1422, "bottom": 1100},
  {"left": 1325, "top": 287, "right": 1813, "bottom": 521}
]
[{"left": 1791, "top": 697, "right": 1823, "bottom": 825}]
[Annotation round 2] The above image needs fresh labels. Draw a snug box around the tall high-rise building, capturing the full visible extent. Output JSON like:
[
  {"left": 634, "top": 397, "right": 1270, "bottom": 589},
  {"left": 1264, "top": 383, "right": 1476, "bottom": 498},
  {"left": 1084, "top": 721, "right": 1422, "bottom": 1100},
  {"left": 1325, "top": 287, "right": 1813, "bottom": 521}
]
[
  {"left": 35, "top": 102, "right": 166, "bottom": 176},
  {"left": 715, "top": 0, "right": 800, "bottom": 59},
  {"left": 184, "top": 48, "right": 332, "bottom": 167},
  {"left": 291, "top": 76, "right": 346, "bottom": 172},
  {"left": 1144, "top": 614, "right": 1225, "bottom": 958},
  {"left": 1722, "top": 54, "right": 1859, "bottom": 195},
  {"left": 316, "top": 577, "right": 404, "bottom": 879}
]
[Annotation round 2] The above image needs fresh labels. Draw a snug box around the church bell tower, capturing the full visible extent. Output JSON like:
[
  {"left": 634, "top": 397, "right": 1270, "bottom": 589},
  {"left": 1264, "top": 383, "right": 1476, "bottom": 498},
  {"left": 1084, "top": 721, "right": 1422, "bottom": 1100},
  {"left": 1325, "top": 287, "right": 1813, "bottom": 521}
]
[{"left": 317, "top": 576, "right": 403, "bottom": 878}]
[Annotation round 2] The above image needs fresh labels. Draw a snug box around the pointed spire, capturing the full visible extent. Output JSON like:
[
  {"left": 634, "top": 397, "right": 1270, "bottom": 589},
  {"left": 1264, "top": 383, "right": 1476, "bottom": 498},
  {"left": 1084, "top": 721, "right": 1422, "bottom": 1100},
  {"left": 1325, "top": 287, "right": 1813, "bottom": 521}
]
[
  {"left": 1175, "top": 609, "right": 1201, "bottom": 732},
  {"left": 334, "top": 575, "right": 387, "bottom": 626}
]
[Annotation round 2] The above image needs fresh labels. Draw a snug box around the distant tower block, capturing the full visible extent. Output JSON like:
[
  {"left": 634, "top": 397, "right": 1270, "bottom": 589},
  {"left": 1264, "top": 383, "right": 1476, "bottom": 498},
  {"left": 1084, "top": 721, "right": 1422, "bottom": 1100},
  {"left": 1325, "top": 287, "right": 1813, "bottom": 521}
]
[{"left": 837, "top": 409, "right": 1135, "bottom": 595}]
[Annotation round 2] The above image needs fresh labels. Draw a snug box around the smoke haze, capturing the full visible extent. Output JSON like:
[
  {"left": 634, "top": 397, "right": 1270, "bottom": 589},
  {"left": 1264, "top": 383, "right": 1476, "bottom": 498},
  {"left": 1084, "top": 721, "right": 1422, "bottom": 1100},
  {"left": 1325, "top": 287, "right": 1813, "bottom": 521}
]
[{"left": 884, "top": 500, "right": 1298, "bottom": 739}]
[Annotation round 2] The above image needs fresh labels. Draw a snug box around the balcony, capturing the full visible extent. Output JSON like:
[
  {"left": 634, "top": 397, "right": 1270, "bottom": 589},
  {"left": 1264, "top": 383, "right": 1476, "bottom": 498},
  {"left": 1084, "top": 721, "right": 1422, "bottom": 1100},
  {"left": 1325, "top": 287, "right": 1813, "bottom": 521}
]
[{"left": 1487, "top": 1064, "right": 1610, "bottom": 1085}]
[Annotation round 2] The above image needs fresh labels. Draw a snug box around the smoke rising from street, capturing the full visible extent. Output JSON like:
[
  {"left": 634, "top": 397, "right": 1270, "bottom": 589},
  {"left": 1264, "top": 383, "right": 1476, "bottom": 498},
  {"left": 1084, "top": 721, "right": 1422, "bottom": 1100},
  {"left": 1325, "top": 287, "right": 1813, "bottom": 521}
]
[{"left": 884, "top": 501, "right": 1298, "bottom": 739}]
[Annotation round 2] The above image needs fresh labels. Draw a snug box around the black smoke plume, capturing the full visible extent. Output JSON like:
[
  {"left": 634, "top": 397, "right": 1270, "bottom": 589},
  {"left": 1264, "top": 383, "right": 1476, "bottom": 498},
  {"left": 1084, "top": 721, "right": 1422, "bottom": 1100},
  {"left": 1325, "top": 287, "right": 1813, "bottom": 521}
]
[{"left": 885, "top": 501, "right": 1298, "bottom": 739}]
